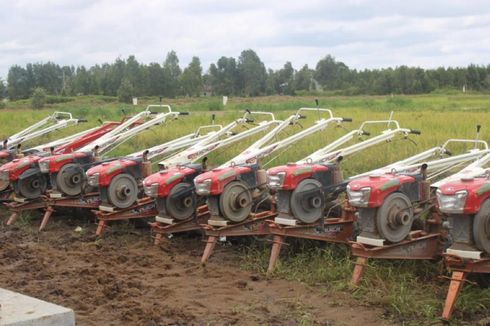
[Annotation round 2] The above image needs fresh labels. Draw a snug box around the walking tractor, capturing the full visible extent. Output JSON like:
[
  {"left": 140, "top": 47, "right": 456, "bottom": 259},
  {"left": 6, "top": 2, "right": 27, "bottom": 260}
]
[
  {"left": 98, "top": 111, "right": 280, "bottom": 236},
  {"left": 194, "top": 106, "right": 353, "bottom": 263},
  {"left": 0, "top": 118, "right": 127, "bottom": 214},
  {"left": 348, "top": 135, "right": 490, "bottom": 287},
  {"left": 35, "top": 121, "right": 211, "bottom": 232},
  {"left": 265, "top": 118, "right": 421, "bottom": 273},
  {"left": 436, "top": 152, "right": 490, "bottom": 320},
  {"left": 2, "top": 105, "right": 174, "bottom": 227}
]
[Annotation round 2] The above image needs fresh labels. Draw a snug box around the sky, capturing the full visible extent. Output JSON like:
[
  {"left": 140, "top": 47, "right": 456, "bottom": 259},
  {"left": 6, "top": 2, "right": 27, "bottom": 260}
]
[{"left": 1, "top": 0, "right": 490, "bottom": 79}]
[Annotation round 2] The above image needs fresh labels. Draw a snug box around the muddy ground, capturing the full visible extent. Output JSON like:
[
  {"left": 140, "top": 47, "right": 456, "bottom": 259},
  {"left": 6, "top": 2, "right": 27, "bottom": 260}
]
[{"left": 0, "top": 212, "right": 396, "bottom": 326}]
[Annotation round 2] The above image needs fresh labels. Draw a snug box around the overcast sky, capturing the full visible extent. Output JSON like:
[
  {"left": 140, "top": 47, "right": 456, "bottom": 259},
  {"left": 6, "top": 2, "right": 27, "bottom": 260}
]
[{"left": 1, "top": 0, "right": 490, "bottom": 78}]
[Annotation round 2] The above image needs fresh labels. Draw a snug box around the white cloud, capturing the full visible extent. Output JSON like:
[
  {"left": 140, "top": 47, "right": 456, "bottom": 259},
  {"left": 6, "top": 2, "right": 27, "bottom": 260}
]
[{"left": 0, "top": 0, "right": 489, "bottom": 79}]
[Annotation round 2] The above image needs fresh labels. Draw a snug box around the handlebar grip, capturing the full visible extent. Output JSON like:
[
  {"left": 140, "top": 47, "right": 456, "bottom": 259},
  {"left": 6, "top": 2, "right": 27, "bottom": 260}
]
[
  {"left": 298, "top": 115, "right": 307, "bottom": 119},
  {"left": 179, "top": 112, "right": 190, "bottom": 116},
  {"left": 342, "top": 118, "right": 353, "bottom": 122},
  {"left": 77, "top": 119, "right": 88, "bottom": 123},
  {"left": 477, "top": 125, "right": 481, "bottom": 133},
  {"left": 444, "top": 149, "right": 453, "bottom": 156},
  {"left": 245, "top": 118, "right": 255, "bottom": 123},
  {"left": 410, "top": 129, "right": 421, "bottom": 135},
  {"left": 362, "top": 131, "right": 371, "bottom": 136}
]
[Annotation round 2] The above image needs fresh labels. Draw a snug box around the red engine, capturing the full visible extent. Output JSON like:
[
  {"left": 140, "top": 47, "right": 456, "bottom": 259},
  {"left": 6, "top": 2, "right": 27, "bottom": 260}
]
[
  {"left": 347, "top": 172, "right": 429, "bottom": 243},
  {"left": 86, "top": 158, "right": 152, "bottom": 209},
  {"left": 267, "top": 162, "right": 341, "bottom": 224},
  {"left": 194, "top": 163, "right": 268, "bottom": 223},
  {"left": 143, "top": 164, "right": 205, "bottom": 221},
  {"left": 438, "top": 177, "right": 490, "bottom": 255}
]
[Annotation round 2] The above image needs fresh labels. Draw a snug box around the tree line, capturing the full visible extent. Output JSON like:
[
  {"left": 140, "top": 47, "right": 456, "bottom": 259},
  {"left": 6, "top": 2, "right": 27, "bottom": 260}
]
[{"left": 2, "top": 49, "right": 490, "bottom": 102}]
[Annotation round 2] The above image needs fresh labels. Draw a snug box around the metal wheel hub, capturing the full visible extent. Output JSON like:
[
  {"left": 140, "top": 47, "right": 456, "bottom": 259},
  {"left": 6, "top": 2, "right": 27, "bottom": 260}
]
[
  {"left": 309, "top": 196, "right": 322, "bottom": 209},
  {"left": 387, "top": 206, "right": 411, "bottom": 228},
  {"left": 166, "top": 182, "right": 196, "bottom": 221}
]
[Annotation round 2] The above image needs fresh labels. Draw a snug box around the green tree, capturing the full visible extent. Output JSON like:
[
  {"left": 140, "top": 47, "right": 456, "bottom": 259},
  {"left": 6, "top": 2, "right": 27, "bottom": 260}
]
[
  {"left": 0, "top": 78, "right": 5, "bottom": 99},
  {"left": 314, "top": 55, "right": 351, "bottom": 90},
  {"left": 237, "top": 49, "right": 267, "bottom": 96},
  {"left": 163, "top": 51, "right": 181, "bottom": 98},
  {"left": 7, "top": 65, "right": 31, "bottom": 99},
  {"left": 180, "top": 57, "right": 203, "bottom": 97},
  {"left": 147, "top": 63, "right": 166, "bottom": 96},
  {"left": 31, "top": 87, "right": 47, "bottom": 109},
  {"left": 294, "top": 65, "right": 313, "bottom": 91},
  {"left": 117, "top": 78, "right": 134, "bottom": 103}
]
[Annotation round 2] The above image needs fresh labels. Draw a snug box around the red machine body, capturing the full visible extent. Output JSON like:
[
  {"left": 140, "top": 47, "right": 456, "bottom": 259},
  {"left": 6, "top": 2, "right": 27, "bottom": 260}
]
[
  {"left": 347, "top": 174, "right": 418, "bottom": 208},
  {"left": 87, "top": 159, "right": 140, "bottom": 187},
  {"left": 438, "top": 177, "right": 490, "bottom": 215},
  {"left": 144, "top": 165, "right": 202, "bottom": 198},
  {"left": 0, "top": 156, "right": 43, "bottom": 182},
  {"left": 0, "top": 122, "right": 121, "bottom": 199},
  {"left": 267, "top": 163, "right": 330, "bottom": 190},
  {"left": 39, "top": 151, "right": 93, "bottom": 174},
  {"left": 0, "top": 122, "right": 120, "bottom": 182},
  {"left": 194, "top": 165, "right": 256, "bottom": 196}
]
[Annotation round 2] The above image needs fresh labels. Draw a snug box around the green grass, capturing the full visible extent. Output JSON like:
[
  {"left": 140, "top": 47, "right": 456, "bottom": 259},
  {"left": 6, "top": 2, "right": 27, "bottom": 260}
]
[{"left": 1, "top": 93, "right": 490, "bottom": 324}]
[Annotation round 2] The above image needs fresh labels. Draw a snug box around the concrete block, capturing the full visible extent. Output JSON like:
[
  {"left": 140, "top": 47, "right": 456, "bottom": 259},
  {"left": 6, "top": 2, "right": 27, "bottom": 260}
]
[{"left": 0, "top": 288, "right": 75, "bottom": 326}]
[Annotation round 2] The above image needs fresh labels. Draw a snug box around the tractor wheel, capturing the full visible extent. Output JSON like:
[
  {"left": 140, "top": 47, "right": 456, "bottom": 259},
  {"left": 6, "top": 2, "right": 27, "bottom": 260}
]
[
  {"left": 375, "top": 192, "right": 414, "bottom": 243},
  {"left": 17, "top": 169, "right": 47, "bottom": 199},
  {"left": 290, "top": 179, "right": 323, "bottom": 224},
  {"left": 219, "top": 181, "right": 252, "bottom": 223},
  {"left": 166, "top": 182, "right": 196, "bottom": 221},
  {"left": 56, "top": 163, "right": 85, "bottom": 196},
  {"left": 473, "top": 199, "right": 490, "bottom": 254},
  {"left": 107, "top": 173, "right": 138, "bottom": 209}
]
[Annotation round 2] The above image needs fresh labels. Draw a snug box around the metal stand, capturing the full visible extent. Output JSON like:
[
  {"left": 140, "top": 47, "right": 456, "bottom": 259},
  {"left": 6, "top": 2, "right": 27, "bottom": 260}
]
[
  {"left": 149, "top": 205, "right": 209, "bottom": 245},
  {"left": 350, "top": 232, "right": 442, "bottom": 285},
  {"left": 200, "top": 211, "right": 275, "bottom": 264},
  {"left": 441, "top": 255, "right": 490, "bottom": 320},
  {"left": 4, "top": 198, "right": 47, "bottom": 226},
  {"left": 94, "top": 197, "right": 158, "bottom": 236},
  {"left": 266, "top": 207, "right": 356, "bottom": 274},
  {"left": 38, "top": 192, "right": 101, "bottom": 231}
]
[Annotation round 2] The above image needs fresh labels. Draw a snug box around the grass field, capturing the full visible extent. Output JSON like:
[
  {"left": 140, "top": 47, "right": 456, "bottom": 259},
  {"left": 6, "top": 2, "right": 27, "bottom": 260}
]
[{"left": 1, "top": 93, "right": 490, "bottom": 324}]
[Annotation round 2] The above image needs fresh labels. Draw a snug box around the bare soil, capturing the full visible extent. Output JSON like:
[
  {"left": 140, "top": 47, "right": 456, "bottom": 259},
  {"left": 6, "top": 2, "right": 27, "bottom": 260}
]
[{"left": 0, "top": 213, "right": 394, "bottom": 326}]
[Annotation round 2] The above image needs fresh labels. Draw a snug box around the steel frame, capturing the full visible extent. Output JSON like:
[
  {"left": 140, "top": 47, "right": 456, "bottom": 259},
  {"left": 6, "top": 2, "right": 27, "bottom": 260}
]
[
  {"left": 149, "top": 205, "right": 209, "bottom": 245},
  {"left": 266, "top": 204, "right": 356, "bottom": 274},
  {"left": 441, "top": 255, "right": 490, "bottom": 320},
  {"left": 200, "top": 210, "right": 276, "bottom": 263}
]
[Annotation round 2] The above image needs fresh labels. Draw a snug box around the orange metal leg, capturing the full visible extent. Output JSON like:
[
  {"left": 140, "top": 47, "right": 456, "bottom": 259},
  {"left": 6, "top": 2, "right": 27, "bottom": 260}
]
[
  {"left": 351, "top": 257, "right": 368, "bottom": 286},
  {"left": 38, "top": 206, "right": 54, "bottom": 231},
  {"left": 95, "top": 220, "right": 107, "bottom": 236},
  {"left": 267, "top": 235, "right": 285, "bottom": 275},
  {"left": 442, "top": 271, "right": 466, "bottom": 320},
  {"left": 154, "top": 233, "right": 163, "bottom": 246},
  {"left": 201, "top": 236, "right": 217, "bottom": 264},
  {"left": 6, "top": 212, "right": 18, "bottom": 225}
]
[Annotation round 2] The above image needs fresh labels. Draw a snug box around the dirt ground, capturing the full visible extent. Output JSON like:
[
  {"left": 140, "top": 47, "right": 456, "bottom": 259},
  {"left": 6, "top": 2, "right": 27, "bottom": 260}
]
[{"left": 0, "top": 212, "right": 396, "bottom": 326}]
